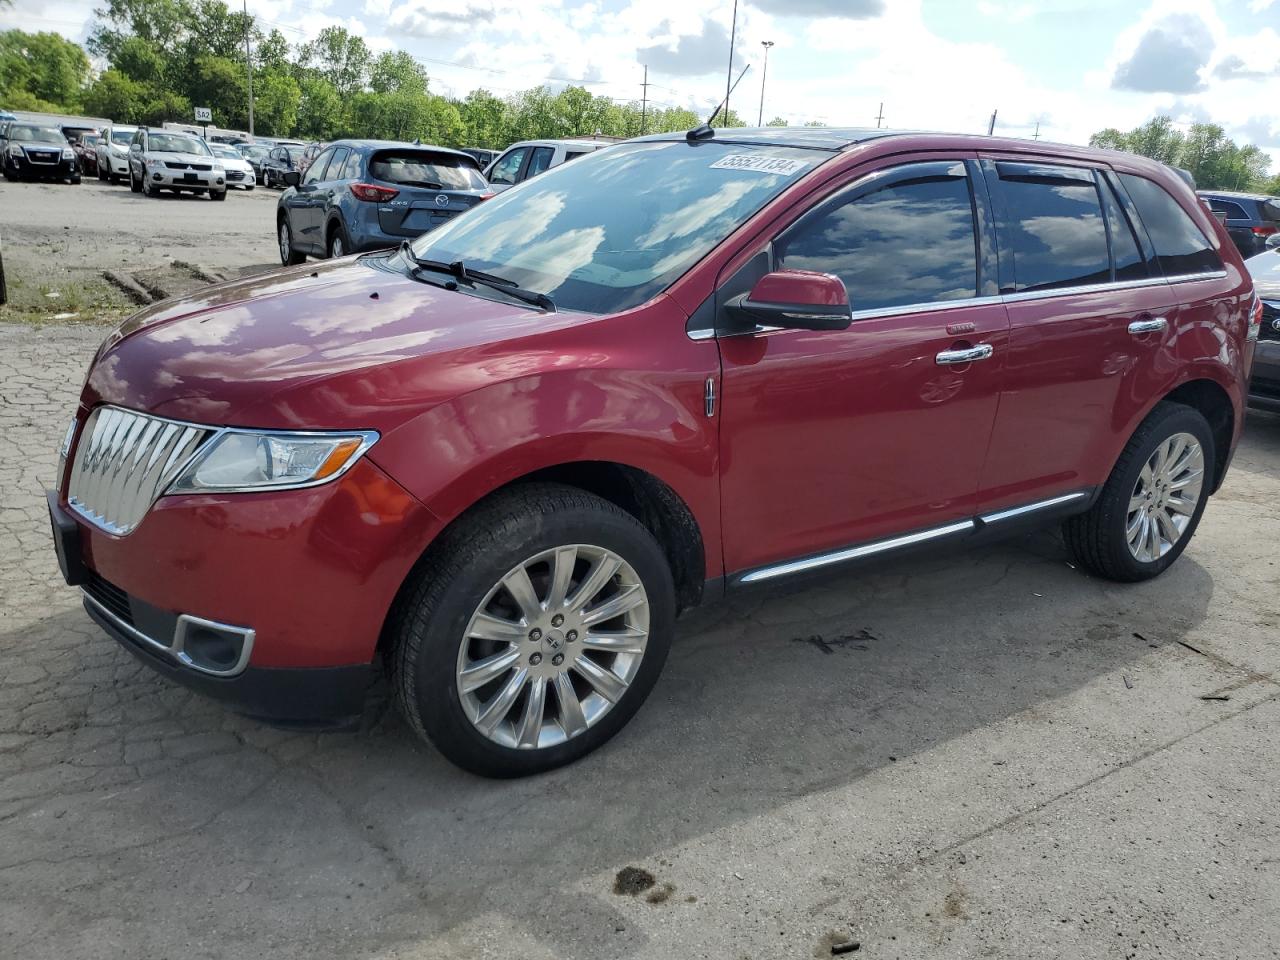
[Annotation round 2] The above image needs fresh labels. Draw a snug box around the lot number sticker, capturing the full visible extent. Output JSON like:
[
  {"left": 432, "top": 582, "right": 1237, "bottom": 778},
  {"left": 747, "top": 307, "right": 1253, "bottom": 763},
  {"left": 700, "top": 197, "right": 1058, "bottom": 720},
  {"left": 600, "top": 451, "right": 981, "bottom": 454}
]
[{"left": 709, "top": 154, "right": 810, "bottom": 176}]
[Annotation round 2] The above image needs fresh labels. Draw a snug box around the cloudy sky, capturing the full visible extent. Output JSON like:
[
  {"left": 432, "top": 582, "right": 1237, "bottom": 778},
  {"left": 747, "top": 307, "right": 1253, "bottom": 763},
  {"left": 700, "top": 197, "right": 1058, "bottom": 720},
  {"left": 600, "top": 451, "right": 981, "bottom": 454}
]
[{"left": 6, "top": 0, "right": 1280, "bottom": 161}]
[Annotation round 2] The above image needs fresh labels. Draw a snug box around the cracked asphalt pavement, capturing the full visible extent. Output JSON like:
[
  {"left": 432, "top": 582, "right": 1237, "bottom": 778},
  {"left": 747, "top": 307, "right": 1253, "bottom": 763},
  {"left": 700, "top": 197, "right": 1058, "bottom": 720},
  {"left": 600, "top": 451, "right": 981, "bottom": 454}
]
[{"left": 1, "top": 320, "right": 1278, "bottom": 959}]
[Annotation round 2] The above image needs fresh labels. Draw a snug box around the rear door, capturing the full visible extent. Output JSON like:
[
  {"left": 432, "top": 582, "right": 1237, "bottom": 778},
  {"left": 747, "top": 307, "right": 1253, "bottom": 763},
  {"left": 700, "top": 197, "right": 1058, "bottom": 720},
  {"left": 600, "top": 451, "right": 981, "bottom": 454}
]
[
  {"left": 718, "top": 157, "right": 1010, "bottom": 576},
  {"left": 976, "top": 159, "right": 1178, "bottom": 515},
  {"left": 371, "top": 149, "right": 488, "bottom": 239},
  {"left": 522, "top": 145, "right": 555, "bottom": 182},
  {"left": 292, "top": 147, "right": 334, "bottom": 251}
]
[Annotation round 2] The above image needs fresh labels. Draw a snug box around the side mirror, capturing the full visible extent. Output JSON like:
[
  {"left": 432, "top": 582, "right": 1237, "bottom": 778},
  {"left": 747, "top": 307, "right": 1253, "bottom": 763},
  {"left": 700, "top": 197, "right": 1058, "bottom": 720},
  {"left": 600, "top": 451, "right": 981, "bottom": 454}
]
[
  {"left": 283, "top": 170, "right": 301, "bottom": 187},
  {"left": 1266, "top": 233, "right": 1280, "bottom": 251},
  {"left": 726, "top": 270, "right": 852, "bottom": 331}
]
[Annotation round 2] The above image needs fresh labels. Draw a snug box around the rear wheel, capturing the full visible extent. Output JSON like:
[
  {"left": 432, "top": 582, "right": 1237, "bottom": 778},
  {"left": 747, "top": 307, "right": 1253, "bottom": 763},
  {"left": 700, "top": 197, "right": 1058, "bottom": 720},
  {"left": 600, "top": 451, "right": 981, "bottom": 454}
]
[
  {"left": 1064, "top": 402, "right": 1214, "bottom": 582},
  {"left": 327, "top": 222, "right": 349, "bottom": 258},
  {"left": 391, "top": 483, "right": 675, "bottom": 777}
]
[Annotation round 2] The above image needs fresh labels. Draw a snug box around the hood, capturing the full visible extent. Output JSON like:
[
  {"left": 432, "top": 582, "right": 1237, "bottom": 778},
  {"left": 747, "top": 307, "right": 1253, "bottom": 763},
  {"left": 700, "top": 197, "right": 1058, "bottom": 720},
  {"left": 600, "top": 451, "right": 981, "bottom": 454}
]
[
  {"left": 1247, "top": 251, "right": 1280, "bottom": 299},
  {"left": 85, "top": 253, "right": 595, "bottom": 429},
  {"left": 148, "top": 151, "right": 216, "bottom": 164},
  {"left": 18, "top": 140, "right": 67, "bottom": 150}
]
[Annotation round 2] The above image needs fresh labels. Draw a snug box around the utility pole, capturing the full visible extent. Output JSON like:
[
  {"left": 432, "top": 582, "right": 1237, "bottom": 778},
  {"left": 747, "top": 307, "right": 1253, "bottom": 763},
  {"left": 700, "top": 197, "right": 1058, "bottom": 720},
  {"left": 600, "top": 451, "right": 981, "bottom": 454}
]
[
  {"left": 875, "top": 102, "right": 885, "bottom": 128},
  {"left": 757, "top": 40, "right": 773, "bottom": 126},
  {"left": 987, "top": 109, "right": 997, "bottom": 135},
  {"left": 726, "top": 0, "right": 739, "bottom": 124},
  {"left": 1032, "top": 120, "right": 1040, "bottom": 140},
  {"left": 243, "top": 0, "right": 254, "bottom": 136},
  {"left": 639, "top": 65, "right": 649, "bottom": 136}
]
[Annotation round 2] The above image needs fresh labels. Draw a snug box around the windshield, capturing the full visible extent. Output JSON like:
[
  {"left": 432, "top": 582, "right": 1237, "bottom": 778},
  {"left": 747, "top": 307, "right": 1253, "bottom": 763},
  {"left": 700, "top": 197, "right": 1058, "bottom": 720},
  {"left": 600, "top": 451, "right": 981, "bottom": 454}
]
[
  {"left": 148, "top": 134, "right": 210, "bottom": 155},
  {"left": 9, "top": 126, "right": 63, "bottom": 142},
  {"left": 370, "top": 150, "right": 486, "bottom": 189},
  {"left": 282, "top": 147, "right": 304, "bottom": 161},
  {"left": 211, "top": 144, "right": 242, "bottom": 159},
  {"left": 110, "top": 129, "right": 135, "bottom": 144},
  {"left": 410, "top": 140, "right": 822, "bottom": 313},
  {"left": 238, "top": 145, "right": 268, "bottom": 159}
]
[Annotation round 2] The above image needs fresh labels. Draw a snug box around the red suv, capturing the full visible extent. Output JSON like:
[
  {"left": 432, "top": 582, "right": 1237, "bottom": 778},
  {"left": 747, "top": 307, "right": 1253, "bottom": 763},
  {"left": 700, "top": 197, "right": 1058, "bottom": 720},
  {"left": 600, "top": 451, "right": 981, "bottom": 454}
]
[{"left": 48, "top": 128, "right": 1259, "bottom": 776}]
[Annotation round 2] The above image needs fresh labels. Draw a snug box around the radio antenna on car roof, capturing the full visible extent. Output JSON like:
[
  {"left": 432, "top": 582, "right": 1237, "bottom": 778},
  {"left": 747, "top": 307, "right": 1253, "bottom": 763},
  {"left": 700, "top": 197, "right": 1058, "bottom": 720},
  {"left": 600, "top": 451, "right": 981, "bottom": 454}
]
[{"left": 688, "top": 64, "right": 751, "bottom": 142}]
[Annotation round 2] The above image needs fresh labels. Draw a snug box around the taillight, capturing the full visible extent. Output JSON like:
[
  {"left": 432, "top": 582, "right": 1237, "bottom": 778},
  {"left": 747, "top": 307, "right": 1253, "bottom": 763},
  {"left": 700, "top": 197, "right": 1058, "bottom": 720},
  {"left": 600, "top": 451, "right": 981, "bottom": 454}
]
[
  {"left": 1251, "top": 225, "right": 1278, "bottom": 236},
  {"left": 477, "top": 192, "right": 496, "bottom": 201},
  {"left": 1248, "top": 293, "right": 1262, "bottom": 341},
  {"left": 350, "top": 182, "right": 399, "bottom": 203}
]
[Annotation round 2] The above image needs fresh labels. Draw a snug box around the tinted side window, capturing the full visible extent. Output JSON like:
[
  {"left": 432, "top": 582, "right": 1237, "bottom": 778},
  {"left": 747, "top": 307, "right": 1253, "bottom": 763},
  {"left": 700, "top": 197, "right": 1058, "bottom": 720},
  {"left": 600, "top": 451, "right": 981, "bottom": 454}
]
[
  {"left": 325, "top": 147, "right": 349, "bottom": 180},
  {"left": 526, "top": 146, "right": 555, "bottom": 178},
  {"left": 1120, "top": 174, "right": 1222, "bottom": 276},
  {"left": 303, "top": 148, "right": 333, "bottom": 183},
  {"left": 488, "top": 147, "right": 526, "bottom": 185},
  {"left": 341, "top": 149, "right": 363, "bottom": 180},
  {"left": 1101, "top": 180, "right": 1149, "bottom": 282},
  {"left": 1206, "top": 198, "right": 1249, "bottom": 221},
  {"left": 996, "top": 163, "right": 1110, "bottom": 292},
  {"left": 775, "top": 163, "right": 979, "bottom": 312}
]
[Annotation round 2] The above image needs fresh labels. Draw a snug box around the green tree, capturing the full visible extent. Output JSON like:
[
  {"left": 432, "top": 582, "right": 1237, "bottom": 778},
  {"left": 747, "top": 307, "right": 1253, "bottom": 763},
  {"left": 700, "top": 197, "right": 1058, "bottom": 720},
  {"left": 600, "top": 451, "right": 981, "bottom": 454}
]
[
  {"left": 188, "top": 53, "right": 247, "bottom": 128},
  {"left": 459, "top": 88, "right": 506, "bottom": 148},
  {"left": 296, "top": 75, "right": 343, "bottom": 139},
  {"left": 766, "top": 116, "right": 787, "bottom": 126},
  {"left": 82, "top": 68, "right": 146, "bottom": 120},
  {"left": 254, "top": 70, "right": 300, "bottom": 136},
  {"left": 298, "top": 26, "right": 369, "bottom": 99},
  {"left": 1090, "top": 116, "right": 1273, "bottom": 191},
  {"left": 370, "top": 50, "right": 427, "bottom": 96},
  {"left": 0, "top": 30, "right": 90, "bottom": 108},
  {"left": 254, "top": 28, "right": 290, "bottom": 73}
]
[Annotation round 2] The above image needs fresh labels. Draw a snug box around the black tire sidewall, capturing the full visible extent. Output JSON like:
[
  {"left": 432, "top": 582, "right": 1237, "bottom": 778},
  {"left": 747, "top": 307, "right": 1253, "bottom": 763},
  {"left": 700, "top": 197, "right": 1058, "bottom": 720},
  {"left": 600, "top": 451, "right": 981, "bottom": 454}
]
[
  {"left": 406, "top": 501, "right": 675, "bottom": 778},
  {"left": 1098, "top": 405, "right": 1215, "bottom": 580}
]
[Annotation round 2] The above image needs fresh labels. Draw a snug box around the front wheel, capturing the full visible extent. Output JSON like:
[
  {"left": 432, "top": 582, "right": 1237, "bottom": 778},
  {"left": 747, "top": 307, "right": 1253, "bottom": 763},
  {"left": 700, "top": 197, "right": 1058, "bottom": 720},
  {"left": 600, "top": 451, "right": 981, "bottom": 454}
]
[
  {"left": 277, "top": 218, "right": 305, "bottom": 265},
  {"left": 1064, "top": 402, "right": 1214, "bottom": 582},
  {"left": 391, "top": 483, "right": 675, "bottom": 777},
  {"left": 211, "top": 189, "right": 227, "bottom": 201}
]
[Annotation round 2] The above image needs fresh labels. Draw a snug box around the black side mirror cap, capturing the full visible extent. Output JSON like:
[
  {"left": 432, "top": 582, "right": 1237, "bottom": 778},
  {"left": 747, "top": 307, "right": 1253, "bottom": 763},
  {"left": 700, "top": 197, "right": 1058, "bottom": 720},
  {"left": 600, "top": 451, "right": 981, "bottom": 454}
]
[{"left": 283, "top": 170, "right": 301, "bottom": 187}]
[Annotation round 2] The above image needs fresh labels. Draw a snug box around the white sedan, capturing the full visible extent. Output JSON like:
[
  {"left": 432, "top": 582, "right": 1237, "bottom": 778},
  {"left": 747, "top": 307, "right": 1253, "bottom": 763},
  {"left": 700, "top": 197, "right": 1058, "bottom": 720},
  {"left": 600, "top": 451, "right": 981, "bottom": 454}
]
[{"left": 209, "top": 143, "right": 256, "bottom": 190}]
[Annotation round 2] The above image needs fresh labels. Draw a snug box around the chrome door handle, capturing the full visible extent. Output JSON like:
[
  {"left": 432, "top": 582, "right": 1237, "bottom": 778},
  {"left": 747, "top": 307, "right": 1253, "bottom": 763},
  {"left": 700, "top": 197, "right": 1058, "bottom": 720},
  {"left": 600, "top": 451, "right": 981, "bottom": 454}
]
[
  {"left": 1128, "top": 317, "right": 1167, "bottom": 335},
  {"left": 935, "top": 344, "right": 994, "bottom": 365}
]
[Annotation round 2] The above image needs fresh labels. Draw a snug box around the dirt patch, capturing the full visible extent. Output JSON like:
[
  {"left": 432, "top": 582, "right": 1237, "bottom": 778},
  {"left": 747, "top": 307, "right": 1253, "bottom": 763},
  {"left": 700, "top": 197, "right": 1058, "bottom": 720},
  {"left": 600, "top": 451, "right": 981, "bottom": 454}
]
[
  {"left": 943, "top": 884, "right": 969, "bottom": 919},
  {"left": 792, "top": 630, "right": 879, "bottom": 655},
  {"left": 612, "top": 866, "right": 656, "bottom": 896},
  {"left": 645, "top": 882, "right": 676, "bottom": 904}
]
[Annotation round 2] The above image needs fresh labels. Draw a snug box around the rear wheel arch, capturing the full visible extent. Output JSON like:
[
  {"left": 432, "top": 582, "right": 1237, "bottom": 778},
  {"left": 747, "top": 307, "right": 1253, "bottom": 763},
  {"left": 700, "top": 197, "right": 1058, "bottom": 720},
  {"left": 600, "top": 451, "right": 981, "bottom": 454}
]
[{"left": 1159, "top": 378, "right": 1235, "bottom": 493}]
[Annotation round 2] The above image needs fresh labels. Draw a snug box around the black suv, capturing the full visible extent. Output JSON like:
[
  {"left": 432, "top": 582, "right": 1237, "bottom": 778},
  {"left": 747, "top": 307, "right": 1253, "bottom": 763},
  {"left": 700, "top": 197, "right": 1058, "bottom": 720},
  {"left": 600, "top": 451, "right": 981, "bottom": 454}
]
[
  {"left": 1199, "top": 191, "right": 1280, "bottom": 259},
  {"left": 2, "top": 123, "right": 79, "bottom": 183}
]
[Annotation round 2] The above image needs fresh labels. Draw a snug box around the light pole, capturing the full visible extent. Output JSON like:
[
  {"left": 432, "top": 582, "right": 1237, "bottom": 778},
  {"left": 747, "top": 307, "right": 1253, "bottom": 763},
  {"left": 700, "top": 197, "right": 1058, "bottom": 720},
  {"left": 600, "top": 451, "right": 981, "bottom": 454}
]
[
  {"left": 726, "top": 0, "right": 739, "bottom": 123},
  {"left": 758, "top": 40, "right": 774, "bottom": 126}
]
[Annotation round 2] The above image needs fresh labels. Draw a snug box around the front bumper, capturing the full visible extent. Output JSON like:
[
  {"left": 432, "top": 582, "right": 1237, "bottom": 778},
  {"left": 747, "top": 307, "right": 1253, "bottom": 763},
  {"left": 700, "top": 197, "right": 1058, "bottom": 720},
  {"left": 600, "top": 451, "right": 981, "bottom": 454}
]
[
  {"left": 5, "top": 152, "right": 77, "bottom": 179},
  {"left": 146, "top": 167, "right": 225, "bottom": 191},
  {"left": 48, "top": 455, "right": 442, "bottom": 723},
  {"left": 1248, "top": 338, "right": 1280, "bottom": 412}
]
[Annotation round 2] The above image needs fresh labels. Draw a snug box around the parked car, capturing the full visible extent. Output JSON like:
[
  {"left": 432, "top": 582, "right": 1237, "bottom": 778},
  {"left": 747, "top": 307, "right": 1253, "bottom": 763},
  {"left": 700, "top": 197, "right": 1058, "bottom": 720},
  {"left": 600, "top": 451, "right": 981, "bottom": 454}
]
[
  {"left": 208, "top": 142, "right": 255, "bottom": 190},
  {"left": 298, "top": 141, "right": 326, "bottom": 177},
  {"left": 73, "top": 132, "right": 100, "bottom": 176},
  {"left": 483, "top": 138, "right": 614, "bottom": 191},
  {"left": 236, "top": 143, "right": 270, "bottom": 184},
  {"left": 1245, "top": 249, "right": 1280, "bottom": 411},
  {"left": 60, "top": 125, "right": 98, "bottom": 149},
  {"left": 128, "top": 127, "right": 227, "bottom": 200},
  {"left": 0, "top": 109, "right": 15, "bottom": 122},
  {"left": 2, "top": 124, "right": 79, "bottom": 183},
  {"left": 460, "top": 146, "right": 497, "bottom": 168},
  {"left": 276, "top": 140, "right": 491, "bottom": 262},
  {"left": 1199, "top": 190, "right": 1280, "bottom": 259},
  {"left": 48, "top": 128, "right": 1257, "bottom": 777},
  {"left": 95, "top": 124, "right": 137, "bottom": 183},
  {"left": 262, "top": 144, "right": 306, "bottom": 188}
]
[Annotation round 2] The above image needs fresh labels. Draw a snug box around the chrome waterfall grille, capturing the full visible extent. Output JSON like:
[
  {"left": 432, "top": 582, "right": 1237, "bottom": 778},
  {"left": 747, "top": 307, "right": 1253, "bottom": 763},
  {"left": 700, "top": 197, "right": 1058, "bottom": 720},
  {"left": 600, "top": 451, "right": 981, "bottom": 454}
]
[{"left": 67, "top": 407, "right": 211, "bottom": 535}]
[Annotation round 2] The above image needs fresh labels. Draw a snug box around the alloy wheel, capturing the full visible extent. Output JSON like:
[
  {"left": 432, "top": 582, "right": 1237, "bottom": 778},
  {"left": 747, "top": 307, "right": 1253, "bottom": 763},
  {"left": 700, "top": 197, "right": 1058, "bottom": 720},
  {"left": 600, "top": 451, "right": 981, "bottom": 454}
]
[
  {"left": 455, "top": 544, "right": 650, "bottom": 750},
  {"left": 279, "top": 222, "right": 291, "bottom": 262},
  {"left": 1126, "top": 432, "right": 1205, "bottom": 563},
  {"left": 331, "top": 235, "right": 344, "bottom": 258}
]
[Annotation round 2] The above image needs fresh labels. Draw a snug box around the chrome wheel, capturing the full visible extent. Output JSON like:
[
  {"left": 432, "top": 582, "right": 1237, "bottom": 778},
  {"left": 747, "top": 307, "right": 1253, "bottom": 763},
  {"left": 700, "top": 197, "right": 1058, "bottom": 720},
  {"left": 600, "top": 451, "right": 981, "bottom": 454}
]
[
  {"left": 330, "top": 234, "right": 344, "bottom": 258},
  {"left": 1126, "top": 432, "right": 1205, "bottom": 563},
  {"left": 456, "top": 544, "right": 650, "bottom": 750},
  {"left": 279, "top": 221, "right": 291, "bottom": 262}
]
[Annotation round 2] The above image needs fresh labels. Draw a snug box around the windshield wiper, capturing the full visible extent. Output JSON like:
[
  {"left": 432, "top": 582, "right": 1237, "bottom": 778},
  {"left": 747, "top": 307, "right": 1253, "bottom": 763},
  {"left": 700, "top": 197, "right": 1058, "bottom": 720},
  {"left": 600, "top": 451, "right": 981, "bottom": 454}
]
[{"left": 399, "top": 242, "right": 555, "bottom": 311}]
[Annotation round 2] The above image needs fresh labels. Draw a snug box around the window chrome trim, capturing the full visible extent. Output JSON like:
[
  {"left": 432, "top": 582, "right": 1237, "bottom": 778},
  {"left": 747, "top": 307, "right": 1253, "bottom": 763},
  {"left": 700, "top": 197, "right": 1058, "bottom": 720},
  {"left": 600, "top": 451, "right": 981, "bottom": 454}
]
[
  {"left": 979, "top": 491, "right": 1089, "bottom": 524},
  {"left": 738, "top": 519, "right": 975, "bottom": 584}
]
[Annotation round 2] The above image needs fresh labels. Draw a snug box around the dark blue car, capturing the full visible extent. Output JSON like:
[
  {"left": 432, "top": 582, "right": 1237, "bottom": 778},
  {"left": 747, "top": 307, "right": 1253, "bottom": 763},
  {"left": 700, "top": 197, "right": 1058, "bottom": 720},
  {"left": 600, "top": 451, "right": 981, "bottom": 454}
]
[
  {"left": 1198, "top": 190, "right": 1280, "bottom": 259},
  {"left": 275, "top": 140, "right": 492, "bottom": 263}
]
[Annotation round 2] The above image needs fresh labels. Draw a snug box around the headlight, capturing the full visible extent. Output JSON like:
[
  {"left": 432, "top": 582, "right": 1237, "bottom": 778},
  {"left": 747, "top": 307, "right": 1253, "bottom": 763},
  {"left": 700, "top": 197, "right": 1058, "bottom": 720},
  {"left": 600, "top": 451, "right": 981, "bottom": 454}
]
[
  {"left": 62, "top": 148, "right": 75, "bottom": 159},
  {"left": 7, "top": 146, "right": 20, "bottom": 157},
  {"left": 212, "top": 165, "right": 224, "bottom": 174},
  {"left": 145, "top": 157, "right": 160, "bottom": 168},
  {"left": 169, "top": 430, "right": 378, "bottom": 493}
]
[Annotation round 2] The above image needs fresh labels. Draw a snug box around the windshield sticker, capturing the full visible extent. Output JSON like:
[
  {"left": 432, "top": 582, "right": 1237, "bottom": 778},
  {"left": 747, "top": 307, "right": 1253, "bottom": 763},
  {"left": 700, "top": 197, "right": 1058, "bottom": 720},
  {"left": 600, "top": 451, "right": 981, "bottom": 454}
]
[{"left": 709, "top": 154, "right": 811, "bottom": 176}]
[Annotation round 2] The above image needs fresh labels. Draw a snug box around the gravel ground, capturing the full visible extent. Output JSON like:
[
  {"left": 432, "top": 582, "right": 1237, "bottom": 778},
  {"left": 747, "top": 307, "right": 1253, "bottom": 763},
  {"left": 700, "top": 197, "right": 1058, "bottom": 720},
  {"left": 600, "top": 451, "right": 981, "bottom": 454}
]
[
  {"left": 0, "top": 177, "right": 279, "bottom": 321},
  {"left": 0, "top": 316, "right": 1278, "bottom": 959}
]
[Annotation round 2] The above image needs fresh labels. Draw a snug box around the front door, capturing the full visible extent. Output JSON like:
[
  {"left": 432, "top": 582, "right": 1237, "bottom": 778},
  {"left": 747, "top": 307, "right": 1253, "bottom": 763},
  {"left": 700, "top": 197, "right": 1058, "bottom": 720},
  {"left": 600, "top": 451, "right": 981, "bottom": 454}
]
[{"left": 717, "top": 158, "right": 1009, "bottom": 577}]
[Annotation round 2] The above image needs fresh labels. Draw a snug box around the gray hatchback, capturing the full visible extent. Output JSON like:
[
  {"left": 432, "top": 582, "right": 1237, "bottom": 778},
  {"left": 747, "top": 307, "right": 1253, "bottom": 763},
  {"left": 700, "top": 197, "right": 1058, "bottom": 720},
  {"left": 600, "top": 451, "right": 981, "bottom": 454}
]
[{"left": 276, "top": 140, "right": 492, "bottom": 263}]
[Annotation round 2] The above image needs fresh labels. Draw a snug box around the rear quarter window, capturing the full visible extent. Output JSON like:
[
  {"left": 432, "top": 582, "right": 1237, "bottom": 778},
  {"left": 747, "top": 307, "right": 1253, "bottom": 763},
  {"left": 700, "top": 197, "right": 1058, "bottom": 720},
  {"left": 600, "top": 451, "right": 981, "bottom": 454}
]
[
  {"left": 1261, "top": 199, "right": 1280, "bottom": 222},
  {"left": 1120, "top": 174, "right": 1223, "bottom": 276}
]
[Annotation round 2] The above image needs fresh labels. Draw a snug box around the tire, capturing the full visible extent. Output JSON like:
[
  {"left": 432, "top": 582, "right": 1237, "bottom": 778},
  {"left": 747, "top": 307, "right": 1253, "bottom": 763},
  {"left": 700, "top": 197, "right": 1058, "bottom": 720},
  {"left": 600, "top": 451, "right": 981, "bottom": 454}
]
[
  {"left": 326, "top": 221, "right": 350, "bottom": 258},
  {"left": 277, "top": 217, "right": 305, "bottom": 266},
  {"left": 391, "top": 482, "right": 676, "bottom": 777},
  {"left": 1064, "top": 402, "right": 1215, "bottom": 582},
  {"left": 246, "top": 184, "right": 255, "bottom": 192},
  {"left": 211, "top": 189, "right": 227, "bottom": 201},
  {"left": 141, "top": 174, "right": 154, "bottom": 197},
  {"left": 97, "top": 164, "right": 107, "bottom": 182},
  {"left": 129, "top": 167, "right": 141, "bottom": 193},
  {"left": 69, "top": 176, "right": 80, "bottom": 185}
]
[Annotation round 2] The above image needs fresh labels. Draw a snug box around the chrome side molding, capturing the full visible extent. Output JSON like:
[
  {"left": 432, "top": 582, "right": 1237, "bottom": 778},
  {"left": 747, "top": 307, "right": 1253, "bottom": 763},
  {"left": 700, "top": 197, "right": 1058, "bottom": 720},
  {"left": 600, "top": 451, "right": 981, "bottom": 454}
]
[{"left": 979, "top": 491, "right": 1089, "bottom": 524}]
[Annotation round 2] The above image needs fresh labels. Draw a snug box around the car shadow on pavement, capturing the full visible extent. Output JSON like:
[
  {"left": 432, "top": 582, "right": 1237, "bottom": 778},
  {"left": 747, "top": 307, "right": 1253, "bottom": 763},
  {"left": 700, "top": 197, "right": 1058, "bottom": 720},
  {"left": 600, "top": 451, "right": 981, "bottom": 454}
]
[{"left": 0, "top": 522, "right": 1217, "bottom": 959}]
